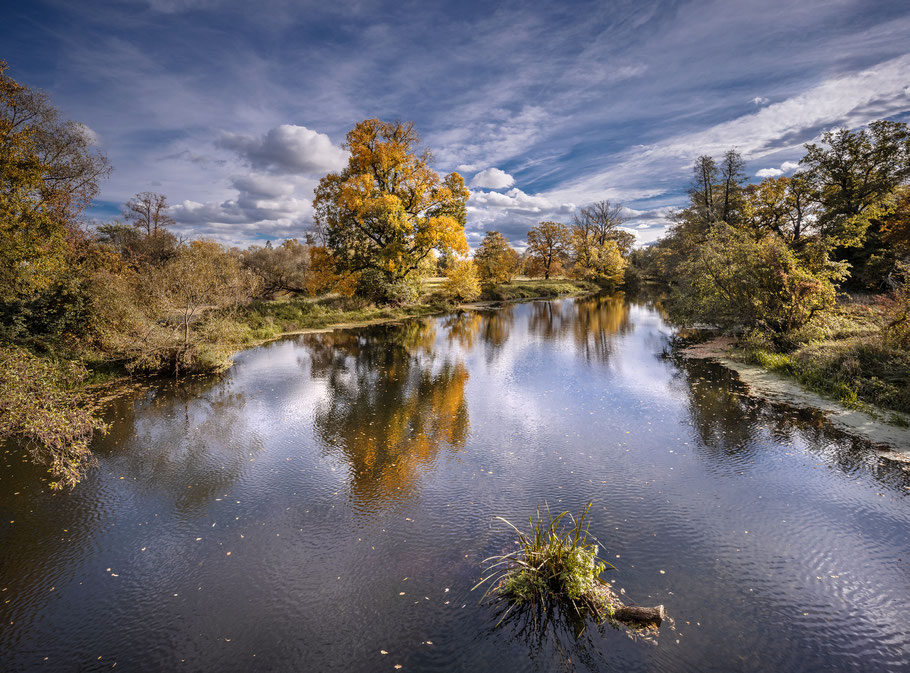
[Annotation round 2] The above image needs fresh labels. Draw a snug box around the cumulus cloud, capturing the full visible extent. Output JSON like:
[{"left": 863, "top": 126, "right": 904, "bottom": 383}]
[
  {"left": 470, "top": 187, "right": 572, "bottom": 215},
  {"left": 755, "top": 167, "right": 783, "bottom": 177},
  {"left": 752, "top": 96, "right": 769, "bottom": 105},
  {"left": 780, "top": 161, "right": 800, "bottom": 172},
  {"left": 218, "top": 125, "right": 347, "bottom": 175},
  {"left": 470, "top": 167, "right": 515, "bottom": 190}
]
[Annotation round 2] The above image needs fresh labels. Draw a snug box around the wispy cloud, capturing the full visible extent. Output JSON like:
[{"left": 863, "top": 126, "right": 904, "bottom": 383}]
[{"left": 7, "top": 0, "right": 909, "bottom": 246}]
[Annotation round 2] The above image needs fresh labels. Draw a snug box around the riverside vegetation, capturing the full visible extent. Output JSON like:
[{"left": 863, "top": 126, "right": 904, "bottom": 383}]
[
  {"left": 1, "top": 58, "right": 908, "bottom": 488},
  {"left": 0, "top": 63, "right": 615, "bottom": 487},
  {"left": 631, "top": 128, "right": 910, "bottom": 420}
]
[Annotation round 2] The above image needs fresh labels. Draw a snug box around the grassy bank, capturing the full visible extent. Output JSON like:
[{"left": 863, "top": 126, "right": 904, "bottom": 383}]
[
  {"left": 237, "top": 277, "right": 597, "bottom": 344},
  {"left": 479, "top": 278, "right": 600, "bottom": 301},
  {"left": 734, "top": 297, "right": 910, "bottom": 419}
]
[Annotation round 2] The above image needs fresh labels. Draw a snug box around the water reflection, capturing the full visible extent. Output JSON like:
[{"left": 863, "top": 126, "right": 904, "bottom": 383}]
[
  {"left": 526, "top": 294, "right": 631, "bottom": 364},
  {"left": 668, "top": 343, "right": 910, "bottom": 488},
  {"left": 305, "top": 325, "right": 469, "bottom": 513},
  {"left": 3, "top": 293, "right": 910, "bottom": 673},
  {"left": 93, "top": 377, "right": 267, "bottom": 514}
]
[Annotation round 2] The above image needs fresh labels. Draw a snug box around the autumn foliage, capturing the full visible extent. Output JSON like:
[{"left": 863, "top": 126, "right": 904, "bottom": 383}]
[{"left": 314, "top": 119, "right": 469, "bottom": 299}]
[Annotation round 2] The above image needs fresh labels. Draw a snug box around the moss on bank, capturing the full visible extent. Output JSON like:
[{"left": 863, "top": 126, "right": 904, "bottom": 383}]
[{"left": 734, "top": 298, "right": 910, "bottom": 416}]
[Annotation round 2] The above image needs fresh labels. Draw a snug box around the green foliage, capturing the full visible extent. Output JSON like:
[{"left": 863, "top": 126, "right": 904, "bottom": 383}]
[
  {"left": 236, "top": 294, "right": 440, "bottom": 341},
  {"left": 802, "top": 120, "right": 910, "bottom": 249},
  {"left": 742, "top": 336, "right": 910, "bottom": 415},
  {"left": 477, "top": 503, "right": 613, "bottom": 614},
  {"left": 480, "top": 279, "right": 596, "bottom": 301},
  {"left": 0, "top": 345, "right": 106, "bottom": 489},
  {"left": 355, "top": 267, "right": 420, "bottom": 305},
  {"left": 668, "top": 224, "right": 847, "bottom": 335}
]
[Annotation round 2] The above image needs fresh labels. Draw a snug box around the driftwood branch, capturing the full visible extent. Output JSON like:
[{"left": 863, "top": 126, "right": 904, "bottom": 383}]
[
  {"left": 613, "top": 604, "right": 666, "bottom": 626},
  {"left": 593, "top": 583, "right": 666, "bottom": 627}
]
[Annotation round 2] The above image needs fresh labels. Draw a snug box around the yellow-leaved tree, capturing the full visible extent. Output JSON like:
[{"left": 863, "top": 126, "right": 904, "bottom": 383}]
[{"left": 313, "top": 119, "right": 469, "bottom": 302}]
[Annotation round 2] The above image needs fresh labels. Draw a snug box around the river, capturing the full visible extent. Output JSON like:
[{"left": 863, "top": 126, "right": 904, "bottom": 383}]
[{"left": 1, "top": 294, "right": 909, "bottom": 672}]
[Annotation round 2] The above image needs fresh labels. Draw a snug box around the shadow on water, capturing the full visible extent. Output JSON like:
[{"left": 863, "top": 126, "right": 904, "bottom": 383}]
[
  {"left": 664, "top": 341, "right": 910, "bottom": 489},
  {"left": 93, "top": 376, "right": 268, "bottom": 516}
]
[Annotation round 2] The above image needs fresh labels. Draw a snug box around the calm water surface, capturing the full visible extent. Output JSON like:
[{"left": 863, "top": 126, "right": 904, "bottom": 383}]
[{"left": 2, "top": 295, "right": 910, "bottom": 672}]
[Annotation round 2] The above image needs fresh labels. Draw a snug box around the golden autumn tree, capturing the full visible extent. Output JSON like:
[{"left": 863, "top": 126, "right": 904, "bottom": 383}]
[
  {"left": 0, "top": 61, "right": 110, "bottom": 300},
  {"left": 474, "top": 230, "right": 519, "bottom": 286},
  {"left": 313, "top": 119, "right": 469, "bottom": 301},
  {"left": 526, "top": 220, "right": 570, "bottom": 279}
]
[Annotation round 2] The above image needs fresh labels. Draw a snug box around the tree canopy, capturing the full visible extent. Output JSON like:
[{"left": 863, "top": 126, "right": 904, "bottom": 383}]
[{"left": 313, "top": 119, "right": 469, "bottom": 287}]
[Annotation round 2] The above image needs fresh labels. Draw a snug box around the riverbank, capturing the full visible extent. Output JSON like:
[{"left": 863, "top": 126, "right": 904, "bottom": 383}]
[
  {"left": 3, "top": 277, "right": 598, "bottom": 487},
  {"left": 234, "top": 277, "right": 598, "bottom": 346},
  {"left": 680, "top": 333, "right": 910, "bottom": 456}
]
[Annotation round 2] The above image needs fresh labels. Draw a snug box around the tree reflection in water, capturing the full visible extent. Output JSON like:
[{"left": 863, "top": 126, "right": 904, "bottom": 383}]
[
  {"left": 94, "top": 378, "right": 266, "bottom": 515},
  {"left": 527, "top": 294, "right": 631, "bottom": 365},
  {"left": 667, "top": 346, "right": 910, "bottom": 487},
  {"left": 304, "top": 320, "right": 470, "bottom": 513}
]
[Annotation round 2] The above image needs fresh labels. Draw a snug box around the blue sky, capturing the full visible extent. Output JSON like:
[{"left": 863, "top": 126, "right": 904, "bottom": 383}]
[{"left": 4, "top": 0, "right": 910, "bottom": 248}]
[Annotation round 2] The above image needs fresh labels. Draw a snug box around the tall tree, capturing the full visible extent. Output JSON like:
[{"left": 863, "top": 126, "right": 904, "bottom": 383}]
[
  {"left": 313, "top": 119, "right": 469, "bottom": 286},
  {"left": 719, "top": 149, "right": 747, "bottom": 225},
  {"left": 743, "top": 173, "right": 817, "bottom": 247},
  {"left": 123, "top": 192, "right": 175, "bottom": 236},
  {"left": 578, "top": 200, "right": 634, "bottom": 254},
  {"left": 690, "top": 155, "right": 718, "bottom": 226},
  {"left": 802, "top": 120, "right": 910, "bottom": 247},
  {"left": 0, "top": 61, "right": 110, "bottom": 299},
  {"left": 473, "top": 230, "right": 519, "bottom": 286},
  {"left": 526, "top": 221, "right": 570, "bottom": 279}
]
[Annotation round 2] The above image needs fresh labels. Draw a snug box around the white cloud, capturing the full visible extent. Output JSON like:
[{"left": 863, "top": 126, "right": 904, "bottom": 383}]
[
  {"left": 218, "top": 124, "right": 347, "bottom": 175},
  {"left": 545, "top": 53, "right": 910, "bottom": 208},
  {"left": 73, "top": 122, "right": 101, "bottom": 146},
  {"left": 755, "top": 167, "right": 783, "bottom": 177},
  {"left": 469, "top": 187, "right": 572, "bottom": 215},
  {"left": 780, "top": 161, "right": 800, "bottom": 172},
  {"left": 752, "top": 96, "right": 769, "bottom": 105},
  {"left": 470, "top": 167, "right": 515, "bottom": 190}
]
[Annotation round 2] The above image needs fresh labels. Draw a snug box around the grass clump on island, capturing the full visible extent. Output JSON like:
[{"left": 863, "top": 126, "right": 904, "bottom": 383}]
[{"left": 477, "top": 503, "right": 616, "bottom": 623}]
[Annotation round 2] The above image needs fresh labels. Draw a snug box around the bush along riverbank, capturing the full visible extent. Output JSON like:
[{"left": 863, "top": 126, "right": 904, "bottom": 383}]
[{"left": 733, "top": 296, "right": 910, "bottom": 422}]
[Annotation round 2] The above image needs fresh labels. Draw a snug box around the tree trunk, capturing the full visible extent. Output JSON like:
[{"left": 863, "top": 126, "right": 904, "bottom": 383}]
[{"left": 613, "top": 604, "right": 666, "bottom": 626}]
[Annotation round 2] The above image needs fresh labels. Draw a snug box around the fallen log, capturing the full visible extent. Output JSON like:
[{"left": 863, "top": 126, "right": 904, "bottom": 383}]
[
  {"left": 592, "top": 583, "right": 666, "bottom": 628},
  {"left": 612, "top": 604, "right": 666, "bottom": 626}
]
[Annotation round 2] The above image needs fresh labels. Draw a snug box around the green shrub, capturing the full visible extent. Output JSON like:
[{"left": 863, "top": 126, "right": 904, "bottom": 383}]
[{"left": 0, "top": 345, "right": 106, "bottom": 489}]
